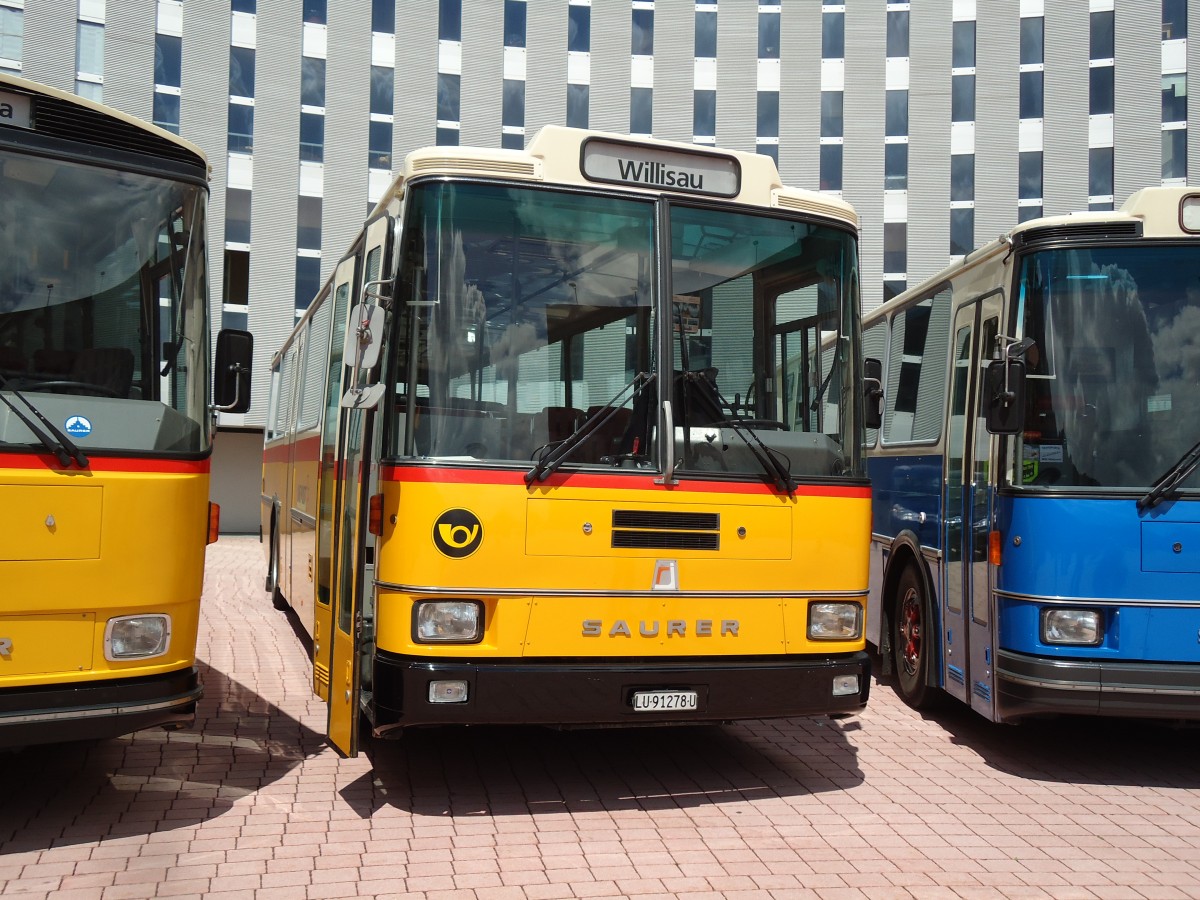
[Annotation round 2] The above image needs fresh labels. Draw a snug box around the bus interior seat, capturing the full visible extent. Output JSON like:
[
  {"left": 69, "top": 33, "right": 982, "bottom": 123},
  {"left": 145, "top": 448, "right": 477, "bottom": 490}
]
[
  {"left": 33, "top": 348, "right": 76, "bottom": 376},
  {"left": 580, "top": 405, "right": 633, "bottom": 462},
  {"left": 0, "top": 346, "right": 25, "bottom": 376},
  {"left": 537, "top": 406, "right": 584, "bottom": 444},
  {"left": 72, "top": 347, "right": 135, "bottom": 397}
]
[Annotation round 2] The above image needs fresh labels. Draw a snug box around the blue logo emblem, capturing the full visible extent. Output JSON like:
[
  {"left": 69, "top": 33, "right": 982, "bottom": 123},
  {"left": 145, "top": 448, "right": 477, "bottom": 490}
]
[{"left": 64, "top": 415, "right": 92, "bottom": 438}]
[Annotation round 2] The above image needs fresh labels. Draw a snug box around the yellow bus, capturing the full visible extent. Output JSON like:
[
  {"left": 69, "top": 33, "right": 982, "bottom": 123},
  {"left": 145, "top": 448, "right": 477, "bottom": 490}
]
[
  {"left": 0, "top": 74, "right": 252, "bottom": 747},
  {"left": 262, "top": 126, "right": 873, "bottom": 756}
]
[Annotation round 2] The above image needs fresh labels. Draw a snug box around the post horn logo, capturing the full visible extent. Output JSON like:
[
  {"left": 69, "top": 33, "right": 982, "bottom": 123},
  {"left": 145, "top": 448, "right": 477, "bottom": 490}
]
[{"left": 433, "top": 509, "right": 483, "bottom": 558}]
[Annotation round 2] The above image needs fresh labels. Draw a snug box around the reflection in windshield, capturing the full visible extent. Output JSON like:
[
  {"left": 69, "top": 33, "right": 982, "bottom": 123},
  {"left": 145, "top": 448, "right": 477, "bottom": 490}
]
[
  {"left": 1017, "top": 245, "right": 1200, "bottom": 490},
  {"left": 0, "top": 149, "right": 209, "bottom": 455}
]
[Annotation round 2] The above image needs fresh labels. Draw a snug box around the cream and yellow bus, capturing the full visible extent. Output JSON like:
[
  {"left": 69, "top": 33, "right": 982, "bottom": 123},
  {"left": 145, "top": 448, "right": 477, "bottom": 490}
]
[
  {"left": 0, "top": 74, "right": 252, "bottom": 747},
  {"left": 262, "top": 126, "right": 873, "bottom": 755}
]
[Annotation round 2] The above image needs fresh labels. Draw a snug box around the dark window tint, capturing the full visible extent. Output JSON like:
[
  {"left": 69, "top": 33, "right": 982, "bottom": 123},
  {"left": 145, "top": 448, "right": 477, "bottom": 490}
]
[
  {"left": 886, "top": 89, "right": 908, "bottom": 136},
  {"left": 297, "top": 196, "right": 322, "bottom": 250},
  {"left": 568, "top": 5, "right": 590, "bottom": 52},
  {"left": 1019, "top": 70, "right": 1043, "bottom": 118},
  {"left": 228, "top": 103, "right": 254, "bottom": 153},
  {"left": 885, "top": 143, "right": 907, "bottom": 190},
  {"left": 299, "top": 111, "right": 324, "bottom": 162},
  {"left": 369, "top": 120, "right": 392, "bottom": 169},
  {"left": 232, "top": 0, "right": 256, "bottom": 13},
  {"left": 567, "top": 82, "right": 589, "bottom": 128},
  {"left": 1020, "top": 16, "right": 1044, "bottom": 64},
  {"left": 229, "top": 46, "right": 255, "bottom": 97},
  {"left": 631, "top": 86, "right": 652, "bottom": 134},
  {"left": 295, "top": 256, "right": 321, "bottom": 310},
  {"left": 372, "top": 0, "right": 393, "bottom": 33},
  {"left": 371, "top": 66, "right": 393, "bottom": 116},
  {"left": 502, "top": 79, "right": 525, "bottom": 128},
  {"left": 951, "top": 154, "right": 974, "bottom": 202},
  {"left": 950, "top": 208, "right": 974, "bottom": 256},
  {"left": 225, "top": 189, "right": 252, "bottom": 244},
  {"left": 883, "top": 280, "right": 906, "bottom": 302},
  {"left": 1089, "top": 146, "right": 1113, "bottom": 195},
  {"left": 303, "top": 0, "right": 325, "bottom": 25},
  {"left": 820, "top": 143, "right": 842, "bottom": 191},
  {"left": 631, "top": 8, "right": 653, "bottom": 55},
  {"left": 504, "top": 0, "right": 526, "bottom": 47},
  {"left": 884, "top": 223, "right": 906, "bottom": 274},
  {"left": 437, "top": 72, "right": 460, "bottom": 121},
  {"left": 952, "top": 20, "right": 975, "bottom": 68},
  {"left": 694, "top": 89, "right": 716, "bottom": 136},
  {"left": 436, "top": 127, "right": 459, "bottom": 146},
  {"left": 152, "top": 92, "right": 180, "bottom": 133},
  {"left": 154, "top": 33, "right": 181, "bottom": 88},
  {"left": 440, "top": 0, "right": 461, "bottom": 41},
  {"left": 695, "top": 10, "right": 717, "bottom": 57},
  {"left": 1164, "top": 129, "right": 1187, "bottom": 179},
  {"left": 502, "top": 133, "right": 524, "bottom": 150},
  {"left": 757, "top": 91, "right": 778, "bottom": 138},
  {"left": 301, "top": 56, "right": 325, "bottom": 107},
  {"left": 1091, "top": 10, "right": 1114, "bottom": 58},
  {"left": 757, "top": 143, "right": 778, "bottom": 164},
  {"left": 1018, "top": 205, "right": 1042, "bottom": 223},
  {"left": 1090, "top": 66, "right": 1114, "bottom": 115},
  {"left": 1163, "top": 74, "right": 1187, "bottom": 122},
  {"left": 821, "top": 91, "right": 843, "bottom": 138},
  {"left": 952, "top": 74, "right": 975, "bottom": 122},
  {"left": 822, "top": 12, "right": 844, "bottom": 58},
  {"left": 759, "top": 11, "right": 779, "bottom": 59},
  {"left": 222, "top": 250, "right": 249, "bottom": 306},
  {"left": 1019, "top": 151, "right": 1042, "bottom": 200},
  {"left": 1163, "top": 0, "right": 1187, "bottom": 39},
  {"left": 887, "top": 10, "right": 909, "bottom": 57}
]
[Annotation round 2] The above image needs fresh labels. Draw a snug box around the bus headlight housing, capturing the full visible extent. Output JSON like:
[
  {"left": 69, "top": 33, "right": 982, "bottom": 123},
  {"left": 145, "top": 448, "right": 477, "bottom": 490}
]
[
  {"left": 808, "top": 602, "right": 863, "bottom": 640},
  {"left": 1041, "top": 608, "right": 1102, "bottom": 645},
  {"left": 414, "top": 601, "right": 483, "bottom": 643},
  {"left": 105, "top": 614, "right": 171, "bottom": 660}
]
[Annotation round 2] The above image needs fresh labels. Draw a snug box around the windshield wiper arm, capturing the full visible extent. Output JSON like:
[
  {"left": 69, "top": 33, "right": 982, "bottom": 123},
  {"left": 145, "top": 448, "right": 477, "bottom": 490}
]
[
  {"left": 0, "top": 374, "right": 88, "bottom": 467},
  {"left": 1137, "top": 438, "right": 1200, "bottom": 511},
  {"left": 525, "top": 372, "right": 653, "bottom": 485}
]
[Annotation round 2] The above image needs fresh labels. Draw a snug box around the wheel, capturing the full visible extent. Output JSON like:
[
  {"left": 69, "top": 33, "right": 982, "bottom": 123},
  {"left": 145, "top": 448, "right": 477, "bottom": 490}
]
[
  {"left": 892, "top": 565, "right": 937, "bottom": 710},
  {"left": 25, "top": 379, "right": 120, "bottom": 398}
]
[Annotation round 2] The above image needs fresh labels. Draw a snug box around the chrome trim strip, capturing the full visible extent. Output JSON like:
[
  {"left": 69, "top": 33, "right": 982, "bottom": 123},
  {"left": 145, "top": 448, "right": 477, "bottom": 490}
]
[
  {"left": 375, "top": 581, "right": 869, "bottom": 600},
  {"left": 870, "top": 533, "right": 943, "bottom": 562},
  {"left": 291, "top": 508, "right": 316, "bottom": 528},
  {"left": 994, "top": 589, "right": 1200, "bottom": 609},
  {"left": 998, "top": 671, "right": 1200, "bottom": 696},
  {"left": 0, "top": 690, "right": 200, "bottom": 726}
]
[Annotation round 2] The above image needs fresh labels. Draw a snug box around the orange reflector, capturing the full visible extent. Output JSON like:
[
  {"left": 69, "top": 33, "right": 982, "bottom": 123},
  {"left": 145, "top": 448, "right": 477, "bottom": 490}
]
[
  {"left": 207, "top": 502, "right": 220, "bottom": 545},
  {"left": 989, "top": 529, "right": 1002, "bottom": 567},
  {"left": 368, "top": 493, "right": 384, "bottom": 536}
]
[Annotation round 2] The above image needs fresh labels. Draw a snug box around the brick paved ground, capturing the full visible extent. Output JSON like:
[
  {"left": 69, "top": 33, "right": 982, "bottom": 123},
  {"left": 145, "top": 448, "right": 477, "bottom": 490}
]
[{"left": 3, "top": 534, "right": 1199, "bottom": 899}]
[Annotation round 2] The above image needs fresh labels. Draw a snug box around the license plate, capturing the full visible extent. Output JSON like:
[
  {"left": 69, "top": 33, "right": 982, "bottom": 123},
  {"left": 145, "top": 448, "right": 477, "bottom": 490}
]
[{"left": 631, "top": 690, "right": 698, "bottom": 712}]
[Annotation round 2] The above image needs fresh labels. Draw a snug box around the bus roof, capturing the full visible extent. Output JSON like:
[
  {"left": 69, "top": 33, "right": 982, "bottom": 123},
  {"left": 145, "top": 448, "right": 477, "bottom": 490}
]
[
  {"left": 372, "top": 126, "right": 857, "bottom": 229},
  {"left": 0, "top": 71, "right": 208, "bottom": 174},
  {"left": 864, "top": 185, "right": 1200, "bottom": 326}
]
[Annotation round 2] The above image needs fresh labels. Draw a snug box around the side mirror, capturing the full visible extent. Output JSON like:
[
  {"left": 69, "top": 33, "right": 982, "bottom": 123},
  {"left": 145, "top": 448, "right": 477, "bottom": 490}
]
[
  {"left": 214, "top": 328, "right": 253, "bottom": 414},
  {"left": 864, "top": 356, "right": 883, "bottom": 430},
  {"left": 984, "top": 358, "right": 1026, "bottom": 434},
  {"left": 342, "top": 303, "right": 386, "bottom": 371}
]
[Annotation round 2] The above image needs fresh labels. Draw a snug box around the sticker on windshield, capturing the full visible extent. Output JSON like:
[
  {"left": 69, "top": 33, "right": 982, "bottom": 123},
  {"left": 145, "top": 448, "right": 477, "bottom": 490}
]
[{"left": 64, "top": 415, "right": 92, "bottom": 438}]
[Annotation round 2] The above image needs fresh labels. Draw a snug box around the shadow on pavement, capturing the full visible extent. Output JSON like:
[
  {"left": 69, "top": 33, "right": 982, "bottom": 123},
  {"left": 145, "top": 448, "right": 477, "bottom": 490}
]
[
  {"left": 337, "top": 713, "right": 864, "bottom": 819},
  {"left": 0, "top": 659, "right": 324, "bottom": 854}
]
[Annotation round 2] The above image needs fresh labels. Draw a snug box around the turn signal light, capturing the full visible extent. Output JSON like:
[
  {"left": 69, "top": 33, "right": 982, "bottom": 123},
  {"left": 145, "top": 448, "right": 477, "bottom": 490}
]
[
  {"left": 207, "top": 502, "right": 220, "bottom": 544},
  {"left": 368, "top": 493, "right": 384, "bottom": 536},
  {"left": 989, "top": 530, "right": 1002, "bottom": 566}
]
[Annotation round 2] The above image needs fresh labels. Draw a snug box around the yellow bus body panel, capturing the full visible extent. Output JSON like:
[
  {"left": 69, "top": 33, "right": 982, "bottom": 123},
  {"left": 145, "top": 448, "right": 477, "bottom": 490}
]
[{"left": 0, "top": 484, "right": 104, "bottom": 560}]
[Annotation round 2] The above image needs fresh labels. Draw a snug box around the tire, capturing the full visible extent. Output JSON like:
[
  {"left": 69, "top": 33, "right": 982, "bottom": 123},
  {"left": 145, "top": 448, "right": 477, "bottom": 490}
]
[
  {"left": 892, "top": 564, "right": 937, "bottom": 710},
  {"left": 268, "top": 527, "right": 289, "bottom": 611}
]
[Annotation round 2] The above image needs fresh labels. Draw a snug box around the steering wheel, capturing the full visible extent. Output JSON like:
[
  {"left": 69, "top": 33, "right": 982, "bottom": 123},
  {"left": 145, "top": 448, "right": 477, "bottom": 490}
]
[{"left": 24, "top": 380, "right": 120, "bottom": 398}]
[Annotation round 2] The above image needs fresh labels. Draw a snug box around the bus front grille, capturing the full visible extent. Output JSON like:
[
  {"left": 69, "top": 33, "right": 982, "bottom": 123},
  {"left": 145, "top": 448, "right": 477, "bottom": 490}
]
[{"left": 611, "top": 510, "right": 720, "bottom": 550}]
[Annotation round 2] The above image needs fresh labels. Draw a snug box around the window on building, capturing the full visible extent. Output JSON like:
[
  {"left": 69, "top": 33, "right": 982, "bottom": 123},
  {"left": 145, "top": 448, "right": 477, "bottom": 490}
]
[
  {"left": 295, "top": 256, "right": 321, "bottom": 310},
  {"left": 232, "top": 0, "right": 256, "bottom": 13},
  {"left": 952, "top": 20, "right": 975, "bottom": 68},
  {"left": 694, "top": 89, "right": 716, "bottom": 137},
  {"left": 886, "top": 9, "right": 909, "bottom": 58},
  {"left": 1018, "top": 205, "right": 1043, "bottom": 223},
  {"left": 1091, "top": 10, "right": 1115, "bottom": 59},
  {"left": 568, "top": 4, "right": 590, "bottom": 53},
  {"left": 757, "top": 143, "right": 778, "bottom": 163},
  {"left": 297, "top": 196, "right": 322, "bottom": 250},
  {"left": 77, "top": 21, "right": 103, "bottom": 77},
  {"left": 951, "top": 154, "right": 974, "bottom": 202},
  {"left": 567, "top": 83, "right": 588, "bottom": 128},
  {"left": 437, "top": 72, "right": 460, "bottom": 121},
  {"left": 757, "top": 91, "right": 778, "bottom": 139},
  {"left": 821, "top": 91, "right": 843, "bottom": 138},
  {"left": 1163, "top": 0, "right": 1187, "bottom": 39},
  {"left": 1019, "top": 70, "right": 1043, "bottom": 119},
  {"left": 371, "top": 65, "right": 393, "bottom": 116},
  {"left": 885, "top": 143, "right": 907, "bottom": 190},
  {"left": 0, "top": 7, "right": 21, "bottom": 65},
  {"left": 950, "top": 208, "right": 974, "bottom": 256},
  {"left": 884, "top": 223, "right": 906, "bottom": 274},
  {"left": 371, "top": 0, "right": 392, "bottom": 34},
  {"left": 223, "top": 249, "right": 250, "bottom": 306},
  {"left": 885, "top": 90, "right": 908, "bottom": 136},
  {"left": 631, "top": 86, "right": 652, "bottom": 134},
  {"left": 302, "top": 57, "right": 326, "bottom": 107},
  {"left": 225, "top": 188, "right": 252, "bottom": 245},
  {"left": 1019, "top": 151, "right": 1042, "bottom": 200},
  {"left": 822, "top": 11, "right": 844, "bottom": 59},
  {"left": 303, "top": 0, "right": 326, "bottom": 24},
  {"left": 76, "top": 81, "right": 102, "bottom": 103},
  {"left": 820, "top": 144, "right": 842, "bottom": 191},
  {"left": 154, "top": 33, "right": 181, "bottom": 88},
  {"left": 440, "top": 0, "right": 461, "bottom": 41},
  {"left": 230, "top": 45, "right": 255, "bottom": 98},
  {"left": 759, "top": 11, "right": 779, "bottom": 59},
  {"left": 299, "top": 111, "right": 324, "bottom": 162},
  {"left": 1090, "top": 66, "right": 1114, "bottom": 115},
  {"left": 631, "top": 8, "right": 653, "bottom": 56},
  {"left": 1164, "top": 129, "right": 1187, "bottom": 180},
  {"left": 1020, "top": 16, "right": 1044, "bottom": 64},
  {"left": 152, "top": 92, "right": 180, "bottom": 133},
  {"left": 436, "top": 127, "right": 459, "bottom": 146},
  {"left": 1163, "top": 74, "right": 1187, "bottom": 122},
  {"left": 369, "top": 120, "right": 392, "bottom": 169},
  {"left": 228, "top": 103, "right": 254, "bottom": 153},
  {"left": 883, "top": 280, "right": 906, "bottom": 303},
  {"left": 504, "top": 0, "right": 526, "bottom": 48},
  {"left": 502, "top": 79, "right": 525, "bottom": 128},
  {"left": 952, "top": 74, "right": 975, "bottom": 122},
  {"left": 695, "top": 9, "right": 716, "bottom": 57}
]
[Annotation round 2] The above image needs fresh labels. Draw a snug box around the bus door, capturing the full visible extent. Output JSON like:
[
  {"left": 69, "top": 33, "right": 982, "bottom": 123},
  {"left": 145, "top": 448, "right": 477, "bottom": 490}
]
[
  {"left": 326, "top": 216, "right": 394, "bottom": 757},
  {"left": 942, "top": 293, "right": 1002, "bottom": 716}
]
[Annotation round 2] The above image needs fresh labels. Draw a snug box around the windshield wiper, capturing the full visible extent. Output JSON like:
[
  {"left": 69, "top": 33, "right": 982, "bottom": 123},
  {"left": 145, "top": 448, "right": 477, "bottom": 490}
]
[
  {"left": 693, "top": 372, "right": 796, "bottom": 496},
  {"left": 0, "top": 374, "right": 89, "bottom": 467},
  {"left": 525, "top": 372, "right": 654, "bottom": 485},
  {"left": 1137, "top": 438, "right": 1200, "bottom": 511}
]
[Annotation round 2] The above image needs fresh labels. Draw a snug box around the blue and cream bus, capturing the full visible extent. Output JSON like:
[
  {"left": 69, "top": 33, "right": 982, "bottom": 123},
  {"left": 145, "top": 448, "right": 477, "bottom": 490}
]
[{"left": 862, "top": 187, "right": 1200, "bottom": 723}]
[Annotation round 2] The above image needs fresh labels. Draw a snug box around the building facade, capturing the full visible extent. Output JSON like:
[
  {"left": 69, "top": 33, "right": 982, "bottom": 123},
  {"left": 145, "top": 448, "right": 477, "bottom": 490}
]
[{"left": 0, "top": 0, "right": 1193, "bottom": 524}]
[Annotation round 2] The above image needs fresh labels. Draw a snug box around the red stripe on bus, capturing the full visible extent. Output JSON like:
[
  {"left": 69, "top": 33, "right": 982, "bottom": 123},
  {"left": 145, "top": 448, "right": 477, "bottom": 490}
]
[
  {"left": 0, "top": 453, "right": 210, "bottom": 474},
  {"left": 379, "top": 464, "right": 871, "bottom": 498}
]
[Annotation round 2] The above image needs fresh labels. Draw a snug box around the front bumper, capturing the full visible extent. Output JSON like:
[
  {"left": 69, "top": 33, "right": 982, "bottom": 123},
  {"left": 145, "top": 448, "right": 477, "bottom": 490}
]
[
  {"left": 370, "top": 651, "right": 870, "bottom": 730},
  {"left": 0, "top": 667, "right": 201, "bottom": 748},
  {"left": 997, "top": 649, "right": 1200, "bottom": 721}
]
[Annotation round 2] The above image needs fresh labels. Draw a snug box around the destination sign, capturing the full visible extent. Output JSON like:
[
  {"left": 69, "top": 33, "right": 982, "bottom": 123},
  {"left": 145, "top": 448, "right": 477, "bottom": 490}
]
[
  {"left": 0, "top": 89, "right": 32, "bottom": 130},
  {"left": 581, "top": 137, "right": 740, "bottom": 198}
]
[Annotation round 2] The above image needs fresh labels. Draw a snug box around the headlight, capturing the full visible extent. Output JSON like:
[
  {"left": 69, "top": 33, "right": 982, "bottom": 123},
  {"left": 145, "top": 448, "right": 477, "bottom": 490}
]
[
  {"left": 808, "top": 602, "right": 863, "bottom": 640},
  {"left": 414, "top": 600, "right": 483, "bottom": 643},
  {"left": 105, "top": 615, "right": 171, "bottom": 660},
  {"left": 1042, "top": 608, "right": 1102, "bottom": 645}
]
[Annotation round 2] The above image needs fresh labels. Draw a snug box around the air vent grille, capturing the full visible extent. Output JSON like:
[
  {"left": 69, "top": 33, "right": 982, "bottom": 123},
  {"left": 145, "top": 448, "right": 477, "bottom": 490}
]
[
  {"left": 410, "top": 157, "right": 539, "bottom": 178},
  {"left": 611, "top": 510, "right": 720, "bottom": 550},
  {"left": 1016, "top": 221, "right": 1141, "bottom": 246}
]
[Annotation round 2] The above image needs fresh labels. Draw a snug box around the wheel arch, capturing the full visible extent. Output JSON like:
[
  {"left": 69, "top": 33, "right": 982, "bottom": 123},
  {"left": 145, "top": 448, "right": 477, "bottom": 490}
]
[{"left": 878, "top": 531, "right": 939, "bottom": 681}]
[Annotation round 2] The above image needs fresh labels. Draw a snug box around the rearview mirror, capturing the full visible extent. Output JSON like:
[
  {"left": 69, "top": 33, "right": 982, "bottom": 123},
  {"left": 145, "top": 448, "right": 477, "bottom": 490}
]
[
  {"left": 863, "top": 357, "right": 883, "bottom": 430},
  {"left": 342, "top": 303, "right": 386, "bottom": 371},
  {"left": 213, "top": 328, "right": 253, "bottom": 413},
  {"left": 984, "top": 358, "right": 1026, "bottom": 435}
]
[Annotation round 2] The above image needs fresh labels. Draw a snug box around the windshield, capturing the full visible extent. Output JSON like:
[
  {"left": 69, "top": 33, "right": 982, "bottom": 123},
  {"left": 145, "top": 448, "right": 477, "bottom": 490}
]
[
  {"left": 1015, "top": 243, "right": 1200, "bottom": 490},
  {"left": 388, "top": 181, "right": 656, "bottom": 464},
  {"left": 670, "top": 204, "right": 861, "bottom": 479},
  {"left": 0, "top": 149, "right": 210, "bottom": 455}
]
